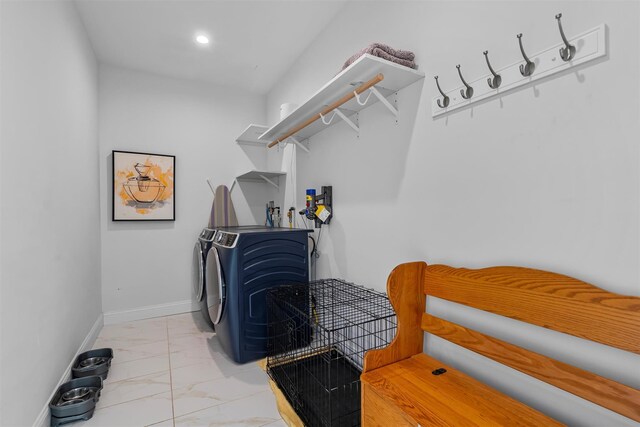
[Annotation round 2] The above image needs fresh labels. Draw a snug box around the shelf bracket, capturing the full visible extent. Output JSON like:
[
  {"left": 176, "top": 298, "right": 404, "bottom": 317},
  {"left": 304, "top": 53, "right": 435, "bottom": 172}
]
[
  {"left": 319, "top": 108, "right": 360, "bottom": 134},
  {"left": 370, "top": 86, "right": 398, "bottom": 118},
  {"left": 354, "top": 86, "right": 398, "bottom": 118},
  {"left": 288, "top": 136, "right": 310, "bottom": 153},
  {"left": 258, "top": 174, "right": 279, "bottom": 190},
  {"left": 333, "top": 108, "right": 360, "bottom": 133},
  {"left": 267, "top": 73, "right": 385, "bottom": 149}
]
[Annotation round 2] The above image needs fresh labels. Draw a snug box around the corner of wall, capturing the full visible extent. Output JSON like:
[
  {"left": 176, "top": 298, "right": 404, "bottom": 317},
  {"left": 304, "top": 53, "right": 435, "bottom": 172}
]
[
  {"left": 103, "top": 300, "right": 198, "bottom": 325},
  {"left": 31, "top": 314, "right": 104, "bottom": 427}
]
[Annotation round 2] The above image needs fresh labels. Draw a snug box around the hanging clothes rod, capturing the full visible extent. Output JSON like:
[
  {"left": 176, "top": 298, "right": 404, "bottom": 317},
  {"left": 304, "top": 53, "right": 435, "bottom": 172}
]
[{"left": 267, "top": 73, "right": 384, "bottom": 148}]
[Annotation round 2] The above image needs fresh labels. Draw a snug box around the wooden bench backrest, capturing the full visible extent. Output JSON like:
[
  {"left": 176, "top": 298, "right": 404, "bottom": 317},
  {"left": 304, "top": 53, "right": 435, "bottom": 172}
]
[{"left": 363, "top": 262, "right": 640, "bottom": 422}]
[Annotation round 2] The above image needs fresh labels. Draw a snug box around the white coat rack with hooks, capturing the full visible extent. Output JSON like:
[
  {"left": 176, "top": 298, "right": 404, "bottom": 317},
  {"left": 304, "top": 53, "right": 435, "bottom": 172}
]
[{"left": 432, "top": 17, "right": 606, "bottom": 117}]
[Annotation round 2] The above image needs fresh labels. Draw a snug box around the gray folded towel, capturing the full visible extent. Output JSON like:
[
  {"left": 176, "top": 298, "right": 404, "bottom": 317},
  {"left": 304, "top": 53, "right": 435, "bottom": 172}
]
[{"left": 342, "top": 43, "right": 417, "bottom": 70}]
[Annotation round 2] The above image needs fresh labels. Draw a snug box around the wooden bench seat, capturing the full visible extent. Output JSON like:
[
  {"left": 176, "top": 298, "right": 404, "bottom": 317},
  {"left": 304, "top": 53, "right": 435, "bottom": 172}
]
[
  {"left": 361, "top": 262, "right": 640, "bottom": 426},
  {"left": 362, "top": 353, "right": 561, "bottom": 427}
]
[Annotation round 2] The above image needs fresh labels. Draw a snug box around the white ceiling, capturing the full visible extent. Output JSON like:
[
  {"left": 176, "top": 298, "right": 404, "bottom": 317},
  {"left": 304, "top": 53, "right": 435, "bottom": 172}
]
[{"left": 75, "top": 0, "right": 346, "bottom": 94}]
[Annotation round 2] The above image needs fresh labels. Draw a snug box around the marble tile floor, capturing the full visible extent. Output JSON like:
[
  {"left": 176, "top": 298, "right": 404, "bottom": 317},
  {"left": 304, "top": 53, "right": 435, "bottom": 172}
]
[{"left": 80, "top": 311, "right": 286, "bottom": 427}]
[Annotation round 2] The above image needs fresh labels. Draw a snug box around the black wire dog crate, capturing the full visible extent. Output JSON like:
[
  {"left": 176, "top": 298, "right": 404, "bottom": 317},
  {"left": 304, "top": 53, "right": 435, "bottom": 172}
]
[{"left": 266, "top": 279, "right": 397, "bottom": 427}]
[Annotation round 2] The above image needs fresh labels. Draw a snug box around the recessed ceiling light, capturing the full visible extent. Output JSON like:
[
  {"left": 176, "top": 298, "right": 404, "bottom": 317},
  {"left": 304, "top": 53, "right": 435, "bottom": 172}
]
[{"left": 195, "top": 35, "right": 210, "bottom": 45}]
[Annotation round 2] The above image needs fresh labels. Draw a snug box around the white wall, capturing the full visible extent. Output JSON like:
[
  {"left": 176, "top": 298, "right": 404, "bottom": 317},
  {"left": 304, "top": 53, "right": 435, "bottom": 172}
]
[
  {"left": 0, "top": 1, "right": 101, "bottom": 425},
  {"left": 99, "top": 65, "right": 267, "bottom": 320},
  {"left": 266, "top": 1, "right": 640, "bottom": 425}
]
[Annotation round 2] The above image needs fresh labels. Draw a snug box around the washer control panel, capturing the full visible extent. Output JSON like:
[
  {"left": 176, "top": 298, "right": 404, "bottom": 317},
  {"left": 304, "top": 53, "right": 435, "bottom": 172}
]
[
  {"left": 199, "top": 228, "right": 216, "bottom": 242},
  {"left": 214, "top": 231, "right": 238, "bottom": 248}
]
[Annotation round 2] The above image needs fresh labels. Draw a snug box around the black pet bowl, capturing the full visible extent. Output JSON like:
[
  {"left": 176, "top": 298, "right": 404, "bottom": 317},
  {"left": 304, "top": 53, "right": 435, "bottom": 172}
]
[
  {"left": 72, "top": 348, "right": 113, "bottom": 380},
  {"left": 49, "top": 376, "right": 102, "bottom": 426}
]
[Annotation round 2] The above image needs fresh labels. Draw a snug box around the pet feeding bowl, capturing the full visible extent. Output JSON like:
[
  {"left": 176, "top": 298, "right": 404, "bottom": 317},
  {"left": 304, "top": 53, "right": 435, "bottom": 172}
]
[
  {"left": 72, "top": 348, "right": 113, "bottom": 380},
  {"left": 49, "top": 376, "right": 102, "bottom": 427}
]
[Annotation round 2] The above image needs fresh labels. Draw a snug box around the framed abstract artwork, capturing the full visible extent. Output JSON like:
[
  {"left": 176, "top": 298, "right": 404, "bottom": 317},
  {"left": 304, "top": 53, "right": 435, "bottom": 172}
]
[{"left": 112, "top": 150, "right": 175, "bottom": 221}]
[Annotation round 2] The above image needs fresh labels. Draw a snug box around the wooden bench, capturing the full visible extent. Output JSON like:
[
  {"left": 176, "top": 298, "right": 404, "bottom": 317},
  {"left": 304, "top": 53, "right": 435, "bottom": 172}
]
[{"left": 361, "top": 262, "right": 640, "bottom": 426}]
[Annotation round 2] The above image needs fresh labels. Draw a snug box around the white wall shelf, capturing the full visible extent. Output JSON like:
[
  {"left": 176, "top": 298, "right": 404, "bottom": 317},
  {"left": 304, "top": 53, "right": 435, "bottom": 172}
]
[
  {"left": 235, "top": 124, "right": 270, "bottom": 147},
  {"left": 259, "top": 54, "right": 425, "bottom": 146},
  {"left": 232, "top": 170, "right": 286, "bottom": 190}
]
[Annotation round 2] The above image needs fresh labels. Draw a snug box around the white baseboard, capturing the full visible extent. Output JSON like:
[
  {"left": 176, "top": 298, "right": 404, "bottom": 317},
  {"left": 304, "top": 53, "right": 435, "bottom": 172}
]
[
  {"left": 33, "top": 314, "right": 104, "bottom": 427},
  {"left": 103, "top": 299, "right": 199, "bottom": 325},
  {"left": 32, "top": 300, "right": 197, "bottom": 426}
]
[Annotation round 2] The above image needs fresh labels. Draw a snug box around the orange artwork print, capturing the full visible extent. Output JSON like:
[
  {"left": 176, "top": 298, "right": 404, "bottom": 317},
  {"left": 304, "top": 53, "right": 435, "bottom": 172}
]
[{"left": 112, "top": 151, "right": 175, "bottom": 221}]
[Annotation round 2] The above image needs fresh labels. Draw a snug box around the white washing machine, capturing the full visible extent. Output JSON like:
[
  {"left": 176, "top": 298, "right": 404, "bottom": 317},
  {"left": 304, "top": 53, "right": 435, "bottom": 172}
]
[{"left": 192, "top": 228, "right": 216, "bottom": 328}]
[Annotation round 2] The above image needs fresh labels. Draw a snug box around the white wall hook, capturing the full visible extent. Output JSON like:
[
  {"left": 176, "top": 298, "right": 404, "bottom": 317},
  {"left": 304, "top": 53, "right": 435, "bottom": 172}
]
[
  {"left": 354, "top": 89, "right": 374, "bottom": 106},
  {"left": 319, "top": 108, "right": 360, "bottom": 134},
  {"left": 320, "top": 111, "right": 337, "bottom": 125},
  {"left": 354, "top": 87, "right": 398, "bottom": 117}
]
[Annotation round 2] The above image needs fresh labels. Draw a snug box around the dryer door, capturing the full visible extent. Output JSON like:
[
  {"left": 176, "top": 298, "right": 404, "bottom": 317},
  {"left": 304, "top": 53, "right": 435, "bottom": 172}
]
[
  {"left": 205, "top": 246, "right": 225, "bottom": 325},
  {"left": 193, "top": 242, "right": 204, "bottom": 301}
]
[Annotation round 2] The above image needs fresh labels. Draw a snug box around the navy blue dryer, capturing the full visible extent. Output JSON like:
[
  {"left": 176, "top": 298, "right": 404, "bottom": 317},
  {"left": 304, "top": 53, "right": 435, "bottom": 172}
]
[{"left": 205, "top": 226, "right": 310, "bottom": 363}]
